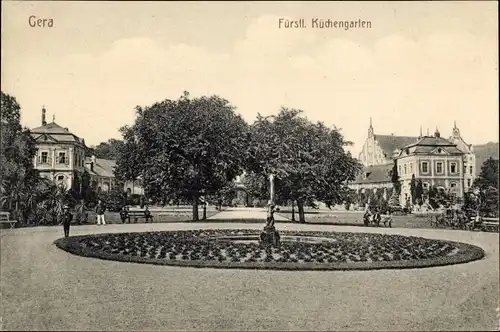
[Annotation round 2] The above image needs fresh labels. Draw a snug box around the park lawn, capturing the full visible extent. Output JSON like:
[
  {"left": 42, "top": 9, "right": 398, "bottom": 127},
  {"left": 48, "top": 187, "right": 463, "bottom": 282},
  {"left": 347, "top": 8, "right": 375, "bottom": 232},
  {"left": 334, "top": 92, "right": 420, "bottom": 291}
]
[
  {"left": 82, "top": 210, "right": 221, "bottom": 225},
  {"left": 277, "top": 210, "right": 433, "bottom": 229}
]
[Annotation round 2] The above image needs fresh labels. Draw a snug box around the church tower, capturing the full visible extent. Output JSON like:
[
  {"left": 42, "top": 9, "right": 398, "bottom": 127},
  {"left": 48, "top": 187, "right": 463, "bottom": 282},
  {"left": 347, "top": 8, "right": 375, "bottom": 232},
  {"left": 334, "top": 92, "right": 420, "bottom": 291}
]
[
  {"left": 368, "top": 117, "right": 374, "bottom": 138},
  {"left": 452, "top": 120, "right": 460, "bottom": 138}
]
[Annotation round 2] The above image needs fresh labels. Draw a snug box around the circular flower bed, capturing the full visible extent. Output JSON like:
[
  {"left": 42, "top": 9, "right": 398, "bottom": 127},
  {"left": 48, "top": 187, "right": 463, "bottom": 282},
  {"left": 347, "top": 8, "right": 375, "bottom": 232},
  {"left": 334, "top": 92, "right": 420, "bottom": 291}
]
[{"left": 54, "top": 229, "right": 485, "bottom": 270}]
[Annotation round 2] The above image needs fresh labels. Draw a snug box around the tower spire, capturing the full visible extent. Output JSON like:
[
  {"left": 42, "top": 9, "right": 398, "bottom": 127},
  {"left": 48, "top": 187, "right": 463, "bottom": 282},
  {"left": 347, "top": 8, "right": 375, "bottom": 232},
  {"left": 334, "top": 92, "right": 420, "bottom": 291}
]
[
  {"left": 452, "top": 120, "right": 460, "bottom": 137},
  {"left": 367, "top": 117, "right": 374, "bottom": 138}
]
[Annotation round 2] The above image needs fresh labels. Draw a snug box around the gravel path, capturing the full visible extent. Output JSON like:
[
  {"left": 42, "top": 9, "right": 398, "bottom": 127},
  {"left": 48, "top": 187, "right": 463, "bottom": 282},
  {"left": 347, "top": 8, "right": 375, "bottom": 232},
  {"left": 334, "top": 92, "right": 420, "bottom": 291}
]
[
  {"left": 208, "top": 207, "right": 288, "bottom": 221},
  {"left": 1, "top": 223, "right": 498, "bottom": 331}
]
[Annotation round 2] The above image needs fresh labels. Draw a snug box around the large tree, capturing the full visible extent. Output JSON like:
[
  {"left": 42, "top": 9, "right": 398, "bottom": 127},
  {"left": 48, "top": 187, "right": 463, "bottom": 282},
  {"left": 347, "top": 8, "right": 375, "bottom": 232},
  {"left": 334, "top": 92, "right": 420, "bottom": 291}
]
[
  {"left": 90, "top": 139, "right": 124, "bottom": 160},
  {"left": 410, "top": 174, "right": 416, "bottom": 204},
  {"left": 473, "top": 157, "right": 499, "bottom": 217},
  {"left": 415, "top": 179, "right": 424, "bottom": 205},
  {"left": 117, "top": 91, "right": 248, "bottom": 220},
  {"left": 473, "top": 157, "right": 499, "bottom": 191},
  {"left": 0, "top": 91, "right": 39, "bottom": 212},
  {"left": 246, "top": 108, "right": 361, "bottom": 223},
  {"left": 390, "top": 159, "right": 401, "bottom": 194}
]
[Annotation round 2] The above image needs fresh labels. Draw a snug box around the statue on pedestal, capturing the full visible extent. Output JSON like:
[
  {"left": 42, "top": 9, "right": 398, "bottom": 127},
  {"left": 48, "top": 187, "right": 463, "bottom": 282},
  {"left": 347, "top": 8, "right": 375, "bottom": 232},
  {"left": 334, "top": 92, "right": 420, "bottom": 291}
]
[{"left": 260, "top": 174, "right": 280, "bottom": 247}]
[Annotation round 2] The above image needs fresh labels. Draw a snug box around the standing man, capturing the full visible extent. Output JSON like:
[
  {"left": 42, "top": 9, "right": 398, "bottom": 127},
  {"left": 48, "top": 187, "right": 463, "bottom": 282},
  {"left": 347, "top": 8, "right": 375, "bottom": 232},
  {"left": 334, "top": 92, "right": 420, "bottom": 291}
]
[
  {"left": 62, "top": 205, "right": 73, "bottom": 238},
  {"left": 95, "top": 200, "right": 107, "bottom": 225}
]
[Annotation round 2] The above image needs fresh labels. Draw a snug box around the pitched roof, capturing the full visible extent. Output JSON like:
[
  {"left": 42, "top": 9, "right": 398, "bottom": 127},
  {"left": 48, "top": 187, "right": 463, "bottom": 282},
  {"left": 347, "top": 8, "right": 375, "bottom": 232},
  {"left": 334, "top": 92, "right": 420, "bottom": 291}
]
[
  {"left": 85, "top": 157, "right": 116, "bottom": 178},
  {"left": 31, "top": 122, "right": 85, "bottom": 145},
  {"left": 374, "top": 135, "right": 419, "bottom": 157},
  {"left": 352, "top": 163, "right": 393, "bottom": 184},
  {"left": 404, "top": 136, "right": 456, "bottom": 148},
  {"left": 32, "top": 122, "right": 70, "bottom": 134},
  {"left": 399, "top": 136, "right": 464, "bottom": 155}
]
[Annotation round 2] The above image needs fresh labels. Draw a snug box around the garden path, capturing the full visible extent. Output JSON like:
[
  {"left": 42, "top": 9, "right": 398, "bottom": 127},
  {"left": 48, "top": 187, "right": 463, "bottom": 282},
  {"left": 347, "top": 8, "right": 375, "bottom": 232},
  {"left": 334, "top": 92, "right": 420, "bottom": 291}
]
[{"left": 209, "top": 207, "right": 288, "bottom": 221}]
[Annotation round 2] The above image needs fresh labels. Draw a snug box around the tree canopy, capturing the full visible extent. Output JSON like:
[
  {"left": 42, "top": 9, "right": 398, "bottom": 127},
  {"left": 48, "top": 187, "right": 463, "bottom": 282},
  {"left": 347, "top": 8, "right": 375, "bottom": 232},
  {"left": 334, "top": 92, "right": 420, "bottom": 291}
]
[
  {"left": 473, "top": 157, "right": 499, "bottom": 217},
  {"left": 90, "top": 139, "right": 124, "bottom": 160},
  {"left": 245, "top": 108, "right": 362, "bottom": 222},
  {"left": 0, "top": 91, "right": 39, "bottom": 211},
  {"left": 473, "top": 157, "right": 499, "bottom": 191},
  {"left": 115, "top": 91, "right": 249, "bottom": 220}
]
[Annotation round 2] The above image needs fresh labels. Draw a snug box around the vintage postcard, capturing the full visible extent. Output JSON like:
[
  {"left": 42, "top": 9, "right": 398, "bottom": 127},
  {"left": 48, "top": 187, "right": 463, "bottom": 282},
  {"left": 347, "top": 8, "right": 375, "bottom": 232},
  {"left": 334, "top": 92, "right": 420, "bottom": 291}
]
[{"left": 1, "top": 1, "right": 498, "bottom": 331}]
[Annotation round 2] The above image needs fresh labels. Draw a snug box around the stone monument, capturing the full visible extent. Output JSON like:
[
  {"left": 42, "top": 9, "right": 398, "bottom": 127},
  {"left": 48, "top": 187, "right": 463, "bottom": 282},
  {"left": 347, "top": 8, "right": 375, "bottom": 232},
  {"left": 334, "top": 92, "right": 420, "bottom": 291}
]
[{"left": 260, "top": 174, "right": 280, "bottom": 247}]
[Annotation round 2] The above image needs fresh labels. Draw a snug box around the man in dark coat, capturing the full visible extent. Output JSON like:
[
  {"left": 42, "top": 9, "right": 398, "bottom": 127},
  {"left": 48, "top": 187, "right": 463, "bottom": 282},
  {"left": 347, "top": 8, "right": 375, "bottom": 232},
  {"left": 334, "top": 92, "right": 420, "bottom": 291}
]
[
  {"left": 62, "top": 205, "right": 73, "bottom": 238},
  {"left": 120, "top": 206, "right": 130, "bottom": 224}
]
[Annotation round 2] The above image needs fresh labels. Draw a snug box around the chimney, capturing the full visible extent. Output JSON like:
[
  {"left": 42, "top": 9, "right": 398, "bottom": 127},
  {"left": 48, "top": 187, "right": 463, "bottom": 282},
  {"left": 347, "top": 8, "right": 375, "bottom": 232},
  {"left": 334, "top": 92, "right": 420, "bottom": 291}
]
[
  {"left": 41, "top": 106, "right": 47, "bottom": 126},
  {"left": 90, "top": 155, "right": 96, "bottom": 172},
  {"left": 434, "top": 127, "right": 440, "bottom": 138}
]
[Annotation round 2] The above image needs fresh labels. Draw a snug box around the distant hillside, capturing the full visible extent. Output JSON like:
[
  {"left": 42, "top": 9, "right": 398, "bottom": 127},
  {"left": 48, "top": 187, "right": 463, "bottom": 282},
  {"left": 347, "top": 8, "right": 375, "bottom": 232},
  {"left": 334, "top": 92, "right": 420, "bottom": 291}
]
[{"left": 473, "top": 142, "right": 499, "bottom": 175}]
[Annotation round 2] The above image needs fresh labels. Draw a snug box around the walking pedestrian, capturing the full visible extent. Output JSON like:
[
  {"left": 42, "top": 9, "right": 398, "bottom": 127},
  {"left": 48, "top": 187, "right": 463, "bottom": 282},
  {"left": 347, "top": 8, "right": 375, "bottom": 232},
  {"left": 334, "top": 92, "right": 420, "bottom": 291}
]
[
  {"left": 95, "top": 200, "right": 107, "bottom": 225},
  {"left": 62, "top": 205, "right": 73, "bottom": 238}
]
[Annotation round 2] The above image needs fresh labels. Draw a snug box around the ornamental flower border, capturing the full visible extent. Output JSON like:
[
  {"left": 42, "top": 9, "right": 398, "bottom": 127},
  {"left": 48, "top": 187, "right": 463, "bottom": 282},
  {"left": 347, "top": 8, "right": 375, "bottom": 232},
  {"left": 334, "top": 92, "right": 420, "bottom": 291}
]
[{"left": 54, "top": 229, "right": 485, "bottom": 271}]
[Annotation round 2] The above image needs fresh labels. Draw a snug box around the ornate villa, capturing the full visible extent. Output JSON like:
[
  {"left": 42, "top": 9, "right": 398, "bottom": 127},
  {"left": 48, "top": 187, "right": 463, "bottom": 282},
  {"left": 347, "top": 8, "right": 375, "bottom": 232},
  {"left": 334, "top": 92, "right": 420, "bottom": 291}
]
[
  {"left": 349, "top": 119, "right": 477, "bottom": 204},
  {"left": 31, "top": 107, "right": 143, "bottom": 195}
]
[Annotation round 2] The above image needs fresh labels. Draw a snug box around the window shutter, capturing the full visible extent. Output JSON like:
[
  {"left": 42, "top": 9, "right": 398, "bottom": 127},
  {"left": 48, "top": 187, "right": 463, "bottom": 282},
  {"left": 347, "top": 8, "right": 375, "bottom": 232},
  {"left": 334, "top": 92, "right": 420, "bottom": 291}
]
[
  {"left": 37, "top": 155, "right": 41, "bottom": 163},
  {"left": 65, "top": 158, "right": 69, "bottom": 165}
]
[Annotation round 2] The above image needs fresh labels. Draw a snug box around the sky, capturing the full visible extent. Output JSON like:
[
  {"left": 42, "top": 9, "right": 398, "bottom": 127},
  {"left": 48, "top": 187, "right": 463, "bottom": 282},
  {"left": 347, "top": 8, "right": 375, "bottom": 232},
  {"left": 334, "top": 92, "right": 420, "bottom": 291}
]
[{"left": 1, "top": 1, "right": 498, "bottom": 156}]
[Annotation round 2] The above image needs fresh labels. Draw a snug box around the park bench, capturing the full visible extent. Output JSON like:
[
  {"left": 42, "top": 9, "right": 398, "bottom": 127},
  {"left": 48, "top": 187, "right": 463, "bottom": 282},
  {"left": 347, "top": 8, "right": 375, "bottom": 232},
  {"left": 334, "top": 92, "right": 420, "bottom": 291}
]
[
  {"left": 467, "top": 217, "right": 499, "bottom": 232},
  {"left": 0, "top": 211, "right": 17, "bottom": 229},
  {"left": 481, "top": 217, "right": 499, "bottom": 232},
  {"left": 122, "top": 209, "right": 153, "bottom": 223}
]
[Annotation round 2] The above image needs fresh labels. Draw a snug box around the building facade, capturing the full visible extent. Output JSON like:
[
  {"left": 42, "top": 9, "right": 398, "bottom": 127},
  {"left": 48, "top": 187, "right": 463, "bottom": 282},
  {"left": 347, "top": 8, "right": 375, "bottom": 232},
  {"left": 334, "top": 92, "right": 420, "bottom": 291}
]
[
  {"left": 350, "top": 119, "right": 477, "bottom": 205},
  {"left": 31, "top": 107, "right": 88, "bottom": 189},
  {"left": 395, "top": 130, "right": 465, "bottom": 203},
  {"left": 31, "top": 107, "right": 143, "bottom": 195}
]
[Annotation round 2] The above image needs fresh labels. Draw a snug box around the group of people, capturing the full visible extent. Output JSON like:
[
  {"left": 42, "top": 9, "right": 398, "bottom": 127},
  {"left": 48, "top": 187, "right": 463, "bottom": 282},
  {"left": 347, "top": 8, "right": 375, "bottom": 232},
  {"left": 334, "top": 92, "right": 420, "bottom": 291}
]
[
  {"left": 61, "top": 200, "right": 156, "bottom": 238},
  {"left": 61, "top": 200, "right": 107, "bottom": 238},
  {"left": 433, "top": 208, "right": 480, "bottom": 230},
  {"left": 363, "top": 208, "right": 393, "bottom": 227}
]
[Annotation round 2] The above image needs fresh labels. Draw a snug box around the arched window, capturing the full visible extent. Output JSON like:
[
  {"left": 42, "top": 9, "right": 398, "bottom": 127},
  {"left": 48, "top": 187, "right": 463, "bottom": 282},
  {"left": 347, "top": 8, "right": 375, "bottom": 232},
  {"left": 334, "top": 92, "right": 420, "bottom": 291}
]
[{"left": 450, "top": 182, "right": 457, "bottom": 188}]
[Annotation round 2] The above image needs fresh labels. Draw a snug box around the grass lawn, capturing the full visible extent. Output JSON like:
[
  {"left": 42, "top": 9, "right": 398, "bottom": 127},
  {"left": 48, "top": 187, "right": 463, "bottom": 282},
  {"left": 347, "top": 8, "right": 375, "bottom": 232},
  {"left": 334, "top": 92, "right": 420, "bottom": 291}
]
[
  {"left": 82, "top": 209, "right": 222, "bottom": 224},
  {"left": 2, "top": 209, "right": 222, "bottom": 229},
  {"left": 277, "top": 210, "right": 433, "bottom": 229}
]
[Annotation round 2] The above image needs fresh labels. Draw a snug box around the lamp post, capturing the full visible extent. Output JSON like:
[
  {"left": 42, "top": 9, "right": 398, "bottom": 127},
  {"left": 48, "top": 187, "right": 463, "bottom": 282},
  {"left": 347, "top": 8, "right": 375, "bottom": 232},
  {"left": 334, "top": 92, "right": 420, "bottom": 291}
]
[{"left": 269, "top": 174, "right": 275, "bottom": 205}]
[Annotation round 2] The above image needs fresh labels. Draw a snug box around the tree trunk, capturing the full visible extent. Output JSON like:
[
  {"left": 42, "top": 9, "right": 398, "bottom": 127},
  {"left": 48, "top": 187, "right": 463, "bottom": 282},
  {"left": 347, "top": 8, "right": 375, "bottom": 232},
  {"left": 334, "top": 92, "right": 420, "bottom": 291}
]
[
  {"left": 192, "top": 197, "right": 199, "bottom": 221},
  {"left": 291, "top": 200, "right": 296, "bottom": 222},
  {"left": 202, "top": 202, "right": 207, "bottom": 220},
  {"left": 297, "top": 201, "right": 306, "bottom": 223}
]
